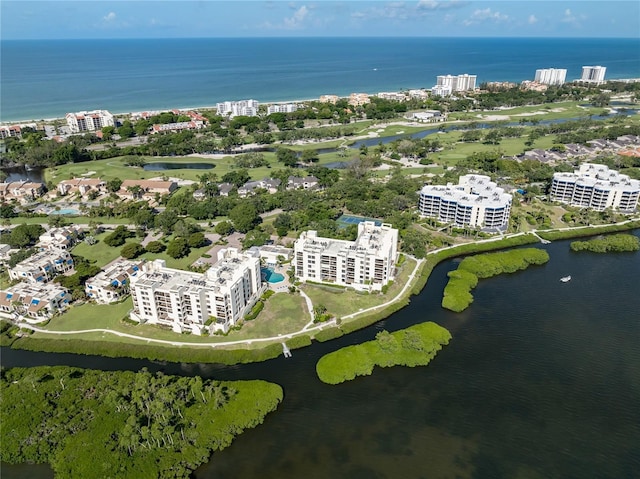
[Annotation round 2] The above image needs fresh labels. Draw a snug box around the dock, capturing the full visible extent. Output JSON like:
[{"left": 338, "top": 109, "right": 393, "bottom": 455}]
[
  {"left": 282, "top": 342, "right": 292, "bottom": 358},
  {"left": 533, "top": 232, "right": 551, "bottom": 244}
]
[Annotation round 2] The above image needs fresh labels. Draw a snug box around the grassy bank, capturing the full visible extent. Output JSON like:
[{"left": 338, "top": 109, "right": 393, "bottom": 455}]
[
  {"left": 536, "top": 221, "right": 640, "bottom": 241},
  {"left": 316, "top": 322, "right": 451, "bottom": 385},
  {"left": 442, "top": 248, "right": 550, "bottom": 312}
]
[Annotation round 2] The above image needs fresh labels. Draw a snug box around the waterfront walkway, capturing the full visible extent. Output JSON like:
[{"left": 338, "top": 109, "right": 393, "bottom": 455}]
[{"left": 6, "top": 220, "right": 638, "bottom": 350}]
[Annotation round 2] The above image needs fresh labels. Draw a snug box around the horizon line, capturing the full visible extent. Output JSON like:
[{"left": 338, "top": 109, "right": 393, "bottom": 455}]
[{"left": 3, "top": 35, "right": 639, "bottom": 41}]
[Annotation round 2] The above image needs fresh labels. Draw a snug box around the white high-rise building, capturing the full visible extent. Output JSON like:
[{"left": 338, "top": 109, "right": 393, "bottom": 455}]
[
  {"left": 294, "top": 221, "right": 398, "bottom": 292},
  {"left": 129, "top": 248, "right": 263, "bottom": 334},
  {"left": 65, "top": 110, "right": 115, "bottom": 133},
  {"left": 436, "top": 74, "right": 477, "bottom": 92},
  {"left": 580, "top": 66, "right": 607, "bottom": 84},
  {"left": 550, "top": 163, "right": 639, "bottom": 212},
  {"left": 534, "top": 68, "right": 567, "bottom": 85},
  {"left": 267, "top": 103, "right": 298, "bottom": 114},
  {"left": 216, "top": 99, "right": 259, "bottom": 117},
  {"left": 418, "top": 175, "right": 512, "bottom": 231}
]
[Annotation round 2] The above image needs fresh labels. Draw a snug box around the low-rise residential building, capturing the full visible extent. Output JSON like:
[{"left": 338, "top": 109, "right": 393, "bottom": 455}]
[
  {"left": 0, "top": 125, "right": 32, "bottom": 139},
  {"left": 57, "top": 178, "right": 106, "bottom": 197},
  {"left": 0, "top": 282, "right": 70, "bottom": 321},
  {"left": 418, "top": 174, "right": 513, "bottom": 231},
  {"left": 217, "top": 182, "right": 235, "bottom": 197},
  {"left": 294, "top": 221, "right": 398, "bottom": 292},
  {"left": 348, "top": 93, "right": 371, "bottom": 107},
  {"left": 377, "top": 92, "right": 407, "bottom": 102},
  {"left": 129, "top": 248, "right": 263, "bottom": 334},
  {"left": 407, "top": 89, "right": 429, "bottom": 99},
  {"left": 431, "top": 85, "right": 453, "bottom": 97},
  {"left": 550, "top": 163, "right": 640, "bottom": 212},
  {"left": 286, "top": 175, "right": 319, "bottom": 190},
  {"left": 65, "top": 110, "right": 115, "bottom": 133},
  {"left": 85, "top": 260, "right": 144, "bottom": 304},
  {"left": 267, "top": 103, "right": 298, "bottom": 114},
  {"left": 117, "top": 179, "right": 177, "bottom": 200},
  {"left": 319, "top": 95, "right": 340, "bottom": 104},
  {"left": 9, "top": 248, "right": 74, "bottom": 283},
  {"left": 216, "top": 100, "right": 259, "bottom": 117},
  {"left": 520, "top": 80, "right": 549, "bottom": 92},
  {"left": 238, "top": 178, "right": 281, "bottom": 197},
  {"left": 0, "top": 181, "right": 45, "bottom": 203},
  {"left": 410, "top": 110, "right": 444, "bottom": 122},
  {"left": 151, "top": 120, "right": 206, "bottom": 134},
  {"left": 39, "top": 226, "right": 84, "bottom": 251}
]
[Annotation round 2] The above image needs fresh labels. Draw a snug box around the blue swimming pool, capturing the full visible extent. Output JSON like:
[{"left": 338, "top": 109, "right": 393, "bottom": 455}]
[
  {"left": 261, "top": 267, "right": 285, "bottom": 284},
  {"left": 51, "top": 208, "right": 80, "bottom": 215}
]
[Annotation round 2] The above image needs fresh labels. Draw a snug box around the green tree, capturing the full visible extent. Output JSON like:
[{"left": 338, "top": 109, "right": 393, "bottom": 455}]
[
  {"left": 188, "top": 232, "right": 207, "bottom": 248},
  {"left": 144, "top": 240, "right": 166, "bottom": 253},
  {"left": 229, "top": 203, "right": 260, "bottom": 233},
  {"left": 118, "top": 121, "right": 135, "bottom": 138},
  {"left": 166, "top": 238, "right": 190, "bottom": 258},
  {"left": 101, "top": 125, "right": 115, "bottom": 140},
  {"left": 106, "top": 178, "right": 123, "bottom": 193},
  {"left": 121, "top": 242, "right": 145, "bottom": 259},
  {"left": 214, "top": 220, "right": 234, "bottom": 236},
  {"left": 276, "top": 147, "right": 298, "bottom": 167}
]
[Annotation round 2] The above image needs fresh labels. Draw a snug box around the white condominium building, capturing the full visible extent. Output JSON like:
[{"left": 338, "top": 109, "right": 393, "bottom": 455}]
[
  {"left": 431, "top": 85, "right": 453, "bottom": 97},
  {"left": 129, "top": 248, "right": 263, "bottom": 334},
  {"left": 216, "top": 99, "right": 259, "bottom": 117},
  {"left": 580, "top": 66, "right": 607, "bottom": 84},
  {"left": 0, "top": 282, "right": 70, "bottom": 321},
  {"left": 294, "top": 221, "right": 398, "bottom": 292},
  {"left": 85, "top": 260, "right": 143, "bottom": 304},
  {"left": 436, "top": 74, "right": 477, "bottom": 92},
  {"left": 267, "top": 103, "right": 298, "bottom": 114},
  {"left": 419, "top": 175, "right": 512, "bottom": 231},
  {"left": 9, "top": 249, "right": 74, "bottom": 283},
  {"left": 550, "top": 163, "right": 640, "bottom": 212},
  {"left": 65, "top": 110, "right": 115, "bottom": 133},
  {"left": 534, "top": 68, "right": 567, "bottom": 85}
]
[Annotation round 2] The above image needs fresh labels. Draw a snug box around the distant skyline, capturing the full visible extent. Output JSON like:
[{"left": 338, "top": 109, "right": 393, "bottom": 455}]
[{"left": 2, "top": 1, "right": 639, "bottom": 40}]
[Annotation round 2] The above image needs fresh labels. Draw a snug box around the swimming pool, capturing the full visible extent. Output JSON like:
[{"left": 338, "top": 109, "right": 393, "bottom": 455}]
[
  {"left": 51, "top": 208, "right": 80, "bottom": 215},
  {"left": 261, "top": 267, "right": 285, "bottom": 284}
]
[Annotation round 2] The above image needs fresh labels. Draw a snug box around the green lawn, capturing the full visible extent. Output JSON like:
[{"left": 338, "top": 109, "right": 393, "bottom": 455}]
[
  {"left": 71, "top": 232, "right": 128, "bottom": 268},
  {"left": 302, "top": 257, "right": 416, "bottom": 319},
  {"left": 236, "top": 293, "right": 310, "bottom": 338},
  {"left": 45, "top": 298, "right": 134, "bottom": 331},
  {"left": 37, "top": 291, "right": 308, "bottom": 346}
]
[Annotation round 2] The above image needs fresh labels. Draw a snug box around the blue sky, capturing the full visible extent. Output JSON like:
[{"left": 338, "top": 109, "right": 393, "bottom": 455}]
[{"left": 2, "top": 1, "right": 639, "bottom": 39}]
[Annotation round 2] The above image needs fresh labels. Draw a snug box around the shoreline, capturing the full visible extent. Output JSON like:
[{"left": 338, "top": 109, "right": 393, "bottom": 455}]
[{"left": 3, "top": 76, "right": 640, "bottom": 126}]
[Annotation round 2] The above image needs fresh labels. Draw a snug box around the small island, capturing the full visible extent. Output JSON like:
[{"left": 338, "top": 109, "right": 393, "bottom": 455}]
[
  {"left": 316, "top": 322, "right": 451, "bottom": 385},
  {"left": 442, "top": 248, "right": 550, "bottom": 312},
  {"left": 570, "top": 233, "right": 640, "bottom": 253},
  {"left": 0, "top": 366, "right": 283, "bottom": 478}
]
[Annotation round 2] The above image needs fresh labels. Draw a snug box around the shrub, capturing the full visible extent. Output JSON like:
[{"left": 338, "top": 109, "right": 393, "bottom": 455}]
[{"left": 314, "top": 328, "right": 344, "bottom": 342}]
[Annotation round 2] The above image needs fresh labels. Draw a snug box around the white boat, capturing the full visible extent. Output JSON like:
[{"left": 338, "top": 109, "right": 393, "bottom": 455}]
[{"left": 560, "top": 275, "right": 571, "bottom": 283}]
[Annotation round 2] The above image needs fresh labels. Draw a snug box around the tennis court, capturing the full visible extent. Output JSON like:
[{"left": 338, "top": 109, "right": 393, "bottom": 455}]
[{"left": 336, "top": 215, "right": 382, "bottom": 228}]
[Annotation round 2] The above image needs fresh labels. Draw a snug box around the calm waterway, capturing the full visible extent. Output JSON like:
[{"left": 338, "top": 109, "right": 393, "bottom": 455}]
[{"left": 2, "top": 232, "right": 640, "bottom": 478}]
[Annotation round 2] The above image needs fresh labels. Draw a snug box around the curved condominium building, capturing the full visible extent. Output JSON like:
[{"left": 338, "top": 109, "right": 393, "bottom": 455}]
[
  {"left": 418, "top": 174, "right": 512, "bottom": 231},
  {"left": 550, "top": 163, "right": 640, "bottom": 212}
]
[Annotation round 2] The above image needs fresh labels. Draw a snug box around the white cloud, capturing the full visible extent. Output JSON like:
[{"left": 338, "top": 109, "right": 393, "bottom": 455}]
[
  {"left": 283, "top": 5, "right": 309, "bottom": 28},
  {"left": 262, "top": 4, "right": 311, "bottom": 30},
  {"left": 103, "top": 12, "right": 116, "bottom": 22},
  {"left": 528, "top": 14, "right": 537, "bottom": 25},
  {"left": 561, "top": 8, "right": 584, "bottom": 26},
  {"left": 417, "top": 0, "right": 469, "bottom": 11},
  {"left": 463, "top": 8, "right": 509, "bottom": 26}
]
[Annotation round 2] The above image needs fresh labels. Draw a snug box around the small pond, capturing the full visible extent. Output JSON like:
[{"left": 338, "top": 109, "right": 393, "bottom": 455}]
[{"left": 143, "top": 162, "right": 215, "bottom": 171}]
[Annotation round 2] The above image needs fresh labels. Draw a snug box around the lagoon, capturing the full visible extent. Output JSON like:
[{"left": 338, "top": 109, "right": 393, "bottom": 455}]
[{"left": 2, "top": 231, "right": 640, "bottom": 478}]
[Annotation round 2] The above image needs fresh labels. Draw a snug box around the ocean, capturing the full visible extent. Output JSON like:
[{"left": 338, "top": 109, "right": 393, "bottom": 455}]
[{"left": 1, "top": 37, "right": 640, "bottom": 122}]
